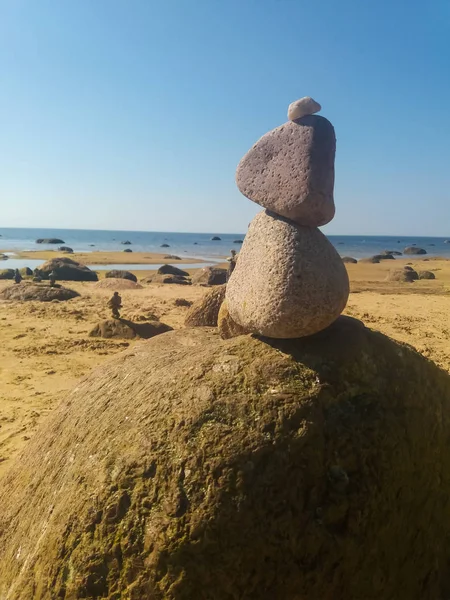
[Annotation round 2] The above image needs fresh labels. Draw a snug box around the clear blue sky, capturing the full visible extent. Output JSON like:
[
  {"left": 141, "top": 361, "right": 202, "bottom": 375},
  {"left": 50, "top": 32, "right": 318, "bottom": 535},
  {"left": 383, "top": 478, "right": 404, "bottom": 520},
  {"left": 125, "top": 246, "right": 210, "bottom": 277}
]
[{"left": 1, "top": 0, "right": 449, "bottom": 235}]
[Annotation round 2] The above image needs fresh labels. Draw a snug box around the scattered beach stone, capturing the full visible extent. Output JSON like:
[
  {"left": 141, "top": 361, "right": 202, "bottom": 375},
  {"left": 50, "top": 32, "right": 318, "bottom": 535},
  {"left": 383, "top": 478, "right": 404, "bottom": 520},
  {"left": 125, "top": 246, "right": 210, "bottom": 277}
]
[
  {"left": 105, "top": 270, "right": 137, "bottom": 282},
  {"left": 287, "top": 96, "right": 321, "bottom": 121},
  {"left": 372, "top": 254, "right": 395, "bottom": 261},
  {"left": 0, "top": 282, "right": 80, "bottom": 302},
  {"left": 236, "top": 116, "right": 336, "bottom": 227},
  {"left": 0, "top": 269, "right": 15, "bottom": 279},
  {"left": 95, "top": 278, "right": 143, "bottom": 290},
  {"left": 192, "top": 266, "right": 227, "bottom": 286},
  {"left": 121, "top": 240, "right": 132, "bottom": 245},
  {"left": 123, "top": 248, "right": 133, "bottom": 253},
  {"left": 217, "top": 299, "right": 249, "bottom": 339},
  {"left": 386, "top": 267, "right": 419, "bottom": 282},
  {"left": 141, "top": 274, "right": 191, "bottom": 285},
  {"left": 160, "top": 244, "right": 170, "bottom": 248},
  {"left": 58, "top": 246, "right": 73, "bottom": 253},
  {"left": 174, "top": 298, "right": 192, "bottom": 307},
  {"left": 226, "top": 211, "right": 349, "bottom": 338},
  {"left": 164, "top": 255, "right": 181, "bottom": 260},
  {"left": 359, "top": 257, "right": 380, "bottom": 264},
  {"left": 38, "top": 257, "right": 98, "bottom": 281},
  {"left": 211, "top": 236, "right": 221, "bottom": 241},
  {"left": 404, "top": 246, "right": 427, "bottom": 255},
  {"left": 89, "top": 318, "right": 172, "bottom": 340},
  {"left": 418, "top": 270, "right": 436, "bottom": 280},
  {"left": 341, "top": 256, "right": 357, "bottom": 264},
  {"left": 2, "top": 323, "right": 450, "bottom": 598},
  {"left": 35, "top": 238, "right": 64, "bottom": 244},
  {"left": 157, "top": 264, "right": 189, "bottom": 277},
  {"left": 185, "top": 285, "right": 226, "bottom": 327}
]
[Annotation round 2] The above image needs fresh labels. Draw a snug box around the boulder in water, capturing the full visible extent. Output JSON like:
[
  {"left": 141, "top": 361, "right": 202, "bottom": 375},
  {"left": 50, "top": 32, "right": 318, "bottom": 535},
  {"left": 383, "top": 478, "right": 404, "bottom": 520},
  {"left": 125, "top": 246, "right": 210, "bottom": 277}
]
[
  {"left": 123, "top": 248, "right": 133, "bottom": 253},
  {"left": 1, "top": 320, "right": 450, "bottom": 598},
  {"left": 38, "top": 257, "right": 98, "bottom": 281},
  {"left": 35, "top": 238, "right": 65, "bottom": 244},
  {"left": 58, "top": 246, "right": 73, "bottom": 253},
  {"left": 185, "top": 284, "right": 226, "bottom": 327},
  {"left": 404, "top": 246, "right": 427, "bottom": 255}
]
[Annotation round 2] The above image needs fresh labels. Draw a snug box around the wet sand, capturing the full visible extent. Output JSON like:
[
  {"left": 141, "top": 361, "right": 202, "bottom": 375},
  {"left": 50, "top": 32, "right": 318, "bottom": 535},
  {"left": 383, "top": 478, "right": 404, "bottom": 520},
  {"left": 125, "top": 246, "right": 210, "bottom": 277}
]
[
  {"left": 0, "top": 256, "right": 449, "bottom": 477},
  {"left": 7, "top": 250, "right": 210, "bottom": 265}
]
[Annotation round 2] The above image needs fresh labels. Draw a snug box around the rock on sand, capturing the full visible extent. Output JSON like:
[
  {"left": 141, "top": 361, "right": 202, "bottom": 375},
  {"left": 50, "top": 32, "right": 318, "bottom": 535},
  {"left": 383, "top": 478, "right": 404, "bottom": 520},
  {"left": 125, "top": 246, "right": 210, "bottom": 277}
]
[
  {"left": 184, "top": 284, "right": 226, "bottom": 327},
  {"left": 1, "top": 322, "right": 450, "bottom": 598},
  {"left": 39, "top": 257, "right": 98, "bottom": 282},
  {"left": 105, "top": 270, "right": 137, "bottom": 282},
  {"left": 95, "top": 278, "right": 143, "bottom": 290},
  {"left": 89, "top": 318, "right": 172, "bottom": 339},
  {"left": 0, "top": 283, "right": 80, "bottom": 302}
]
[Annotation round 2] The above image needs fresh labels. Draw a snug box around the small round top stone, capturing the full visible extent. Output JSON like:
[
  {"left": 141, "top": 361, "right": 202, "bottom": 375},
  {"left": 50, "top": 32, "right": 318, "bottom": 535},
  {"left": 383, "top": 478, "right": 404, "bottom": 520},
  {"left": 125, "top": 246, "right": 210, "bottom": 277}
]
[{"left": 288, "top": 97, "right": 321, "bottom": 121}]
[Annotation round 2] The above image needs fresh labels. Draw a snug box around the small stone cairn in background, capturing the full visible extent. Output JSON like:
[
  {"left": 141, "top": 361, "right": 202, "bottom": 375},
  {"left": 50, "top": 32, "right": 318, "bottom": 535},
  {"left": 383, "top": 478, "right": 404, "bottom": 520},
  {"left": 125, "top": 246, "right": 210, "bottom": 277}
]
[{"left": 223, "top": 97, "right": 349, "bottom": 338}]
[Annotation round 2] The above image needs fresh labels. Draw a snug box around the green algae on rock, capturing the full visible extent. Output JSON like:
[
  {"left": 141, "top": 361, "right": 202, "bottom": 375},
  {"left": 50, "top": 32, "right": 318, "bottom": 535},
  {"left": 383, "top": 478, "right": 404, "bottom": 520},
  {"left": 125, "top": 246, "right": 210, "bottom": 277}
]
[{"left": 1, "top": 318, "right": 450, "bottom": 599}]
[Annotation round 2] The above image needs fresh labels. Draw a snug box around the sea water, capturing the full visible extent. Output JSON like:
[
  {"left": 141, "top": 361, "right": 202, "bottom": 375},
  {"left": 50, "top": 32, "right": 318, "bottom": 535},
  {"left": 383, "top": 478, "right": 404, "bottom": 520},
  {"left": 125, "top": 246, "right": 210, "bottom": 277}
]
[{"left": 1, "top": 227, "right": 449, "bottom": 266}]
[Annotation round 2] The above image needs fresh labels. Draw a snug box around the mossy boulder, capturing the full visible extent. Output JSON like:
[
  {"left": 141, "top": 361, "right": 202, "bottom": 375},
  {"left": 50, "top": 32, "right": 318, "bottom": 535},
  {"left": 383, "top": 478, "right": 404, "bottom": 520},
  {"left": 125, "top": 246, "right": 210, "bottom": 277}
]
[
  {"left": 1, "top": 320, "right": 450, "bottom": 599},
  {"left": 184, "top": 284, "right": 226, "bottom": 327}
]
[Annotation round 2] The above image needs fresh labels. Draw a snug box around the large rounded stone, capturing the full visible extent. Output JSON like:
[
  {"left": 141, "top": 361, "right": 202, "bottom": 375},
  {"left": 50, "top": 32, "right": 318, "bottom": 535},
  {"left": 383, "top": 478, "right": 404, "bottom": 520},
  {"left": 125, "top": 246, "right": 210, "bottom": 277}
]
[
  {"left": 226, "top": 211, "right": 349, "bottom": 338},
  {"left": 1, "top": 323, "right": 450, "bottom": 599},
  {"left": 236, "top": 116, "right": 336, "bottom": 227}
]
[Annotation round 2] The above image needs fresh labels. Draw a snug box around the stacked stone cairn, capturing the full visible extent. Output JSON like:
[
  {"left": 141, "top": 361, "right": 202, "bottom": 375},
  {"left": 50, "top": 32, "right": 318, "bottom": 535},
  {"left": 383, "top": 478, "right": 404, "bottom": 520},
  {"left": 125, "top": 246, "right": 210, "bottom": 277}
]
[{"left": 225, "top": 97, "right": 349, "bottom": 338}]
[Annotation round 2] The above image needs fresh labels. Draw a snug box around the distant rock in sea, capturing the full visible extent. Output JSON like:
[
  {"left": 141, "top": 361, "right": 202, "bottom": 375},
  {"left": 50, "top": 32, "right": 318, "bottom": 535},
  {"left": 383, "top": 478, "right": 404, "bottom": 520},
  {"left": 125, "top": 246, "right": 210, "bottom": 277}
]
[
  {"left": 404, "top": 246, "right": 427, "bottom": 255},
  {"left": 58, "top": 246, "right": 73, "bottom": 253},
  {"left": 211, "top": 236, "right": 221, "bottom": 241},
  {"left": 233, "top": 239, "right": 244, "bottom": 244},
  {"left": 36, "top": 238, "right": 65, "bottom": 244},
  {"left": 123, "top": 249, "right": 133, "bottom": 253},
  {"left": 121, "top": 240, "right": 132, "bottom": 245},
  {"left": 160, "top": 244, "right": 170, "bottom": 248}
]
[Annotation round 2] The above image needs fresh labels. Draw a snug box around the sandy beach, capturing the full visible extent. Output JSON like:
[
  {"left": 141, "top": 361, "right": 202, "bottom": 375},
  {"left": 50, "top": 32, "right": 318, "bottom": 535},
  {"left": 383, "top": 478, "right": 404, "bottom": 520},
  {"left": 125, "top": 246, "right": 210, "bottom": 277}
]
[{"left": 0, "top": 255, "right": 448, "bottom": 478}]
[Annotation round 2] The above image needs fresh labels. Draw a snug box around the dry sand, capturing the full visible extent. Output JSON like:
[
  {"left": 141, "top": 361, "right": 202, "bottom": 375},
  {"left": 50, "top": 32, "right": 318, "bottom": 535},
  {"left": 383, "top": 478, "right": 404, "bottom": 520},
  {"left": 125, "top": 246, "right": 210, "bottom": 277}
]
[{"left": 0, "top": 256, "right": 449, "bottom": 478}]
